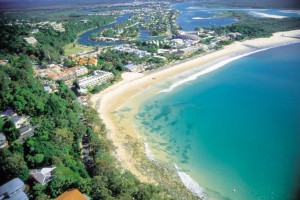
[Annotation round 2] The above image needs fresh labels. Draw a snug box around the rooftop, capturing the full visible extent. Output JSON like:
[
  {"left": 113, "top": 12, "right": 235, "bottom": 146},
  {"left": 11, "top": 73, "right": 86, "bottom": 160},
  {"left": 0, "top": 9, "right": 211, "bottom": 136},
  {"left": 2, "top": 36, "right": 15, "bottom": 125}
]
[
  {"left": 123, "top": 64, "right": 138, "bottom": 70},
  {"left": 0, "top": 178, "right": 25, "bottom": 198},
  {"left": 55, "top": 189, "right": 89, "bottom": 200},
  {"left": 0, "top": 133, "right": 6, "bottom": 141},
  {"left": 30, "top": 166, "right": 56, "bottom": 185},
  {"left": 0, "top": 108, "right": 16, "bottom": 118}
]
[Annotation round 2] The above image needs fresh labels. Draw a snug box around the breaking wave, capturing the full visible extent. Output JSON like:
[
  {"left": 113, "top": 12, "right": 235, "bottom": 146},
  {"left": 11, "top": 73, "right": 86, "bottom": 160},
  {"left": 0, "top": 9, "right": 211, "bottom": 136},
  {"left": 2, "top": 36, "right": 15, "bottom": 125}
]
[
  {"left": 175, "top": 164, "right": 209, "bottom": 199},
  {"left": 159, "top": 45, "right": 292, "bottom": 93}
]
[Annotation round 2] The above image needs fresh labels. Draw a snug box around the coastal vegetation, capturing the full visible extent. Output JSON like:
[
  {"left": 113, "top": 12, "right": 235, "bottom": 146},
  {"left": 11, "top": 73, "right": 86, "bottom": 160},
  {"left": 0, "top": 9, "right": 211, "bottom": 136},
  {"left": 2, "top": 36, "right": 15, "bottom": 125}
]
[
  {"left": 0, "top": 56, "right": 171, "bottom": 199},
  {"left": 0, "top": 15, "right": 114, "bottom": 62}
]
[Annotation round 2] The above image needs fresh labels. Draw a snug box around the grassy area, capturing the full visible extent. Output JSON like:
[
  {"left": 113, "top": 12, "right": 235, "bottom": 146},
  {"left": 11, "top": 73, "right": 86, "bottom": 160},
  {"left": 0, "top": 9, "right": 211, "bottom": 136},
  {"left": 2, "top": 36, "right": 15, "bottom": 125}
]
[{"left": 63, "top": 42, "right": 94, "bottom": 56}]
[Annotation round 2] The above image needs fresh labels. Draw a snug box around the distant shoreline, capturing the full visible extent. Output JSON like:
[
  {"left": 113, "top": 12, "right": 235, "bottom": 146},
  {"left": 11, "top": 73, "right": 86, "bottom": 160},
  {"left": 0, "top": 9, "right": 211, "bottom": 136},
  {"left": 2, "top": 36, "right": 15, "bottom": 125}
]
[{"left": 90, "top": 29, "right": 300, "bottom": 198}]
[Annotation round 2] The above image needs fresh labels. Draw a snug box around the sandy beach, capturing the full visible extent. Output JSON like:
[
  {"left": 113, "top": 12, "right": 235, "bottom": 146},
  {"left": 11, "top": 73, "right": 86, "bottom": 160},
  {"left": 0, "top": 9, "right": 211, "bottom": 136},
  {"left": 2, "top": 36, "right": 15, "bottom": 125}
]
[{"left": 90, "top": 29, "right": 300, "bottom": 196}]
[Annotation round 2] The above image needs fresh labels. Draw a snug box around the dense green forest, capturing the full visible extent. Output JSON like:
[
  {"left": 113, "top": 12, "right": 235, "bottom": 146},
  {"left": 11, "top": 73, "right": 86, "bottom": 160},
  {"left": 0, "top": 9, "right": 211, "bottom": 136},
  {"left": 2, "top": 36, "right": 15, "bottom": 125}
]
[
  {"left": 0, "top": 56, "right": 169, "bottom": 199},
  {"left": 0, "top": 15, "right": 114, "bottom": 63}
]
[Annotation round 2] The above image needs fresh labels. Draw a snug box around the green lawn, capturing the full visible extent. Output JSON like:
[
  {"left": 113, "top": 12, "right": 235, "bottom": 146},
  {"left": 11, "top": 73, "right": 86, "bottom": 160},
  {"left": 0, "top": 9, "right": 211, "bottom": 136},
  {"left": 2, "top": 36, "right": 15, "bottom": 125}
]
[{"left": 63, "top": 43, "right": 94, "bottom": 56}]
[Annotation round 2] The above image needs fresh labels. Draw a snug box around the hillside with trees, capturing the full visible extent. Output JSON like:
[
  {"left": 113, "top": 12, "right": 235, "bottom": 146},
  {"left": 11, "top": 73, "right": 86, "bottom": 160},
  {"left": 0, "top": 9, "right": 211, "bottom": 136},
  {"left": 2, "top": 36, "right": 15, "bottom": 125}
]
[{"left": 0, "top": 56, "right": 168, "bottom": 199}]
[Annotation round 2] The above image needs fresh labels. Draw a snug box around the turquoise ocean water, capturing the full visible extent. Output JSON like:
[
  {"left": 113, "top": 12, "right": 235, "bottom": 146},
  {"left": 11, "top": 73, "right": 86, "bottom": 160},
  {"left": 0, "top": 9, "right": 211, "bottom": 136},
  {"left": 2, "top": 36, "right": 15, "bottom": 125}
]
[{"left": 134, "top": 43, "right": 300, "bottom": 200}]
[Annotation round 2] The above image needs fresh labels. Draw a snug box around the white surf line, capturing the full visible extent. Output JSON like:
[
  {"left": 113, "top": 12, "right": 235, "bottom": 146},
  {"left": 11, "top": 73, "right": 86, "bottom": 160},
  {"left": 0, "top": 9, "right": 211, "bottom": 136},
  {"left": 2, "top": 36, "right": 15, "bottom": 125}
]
[
  {"left": 175, "top": 164, "right": 209, "bottom": 199},
  {"left": 159, "top": 42, "right": 300, "bottom": 94},
  {"left": 144, "top": 142, "right": 156, "bottom": 162},
  {"left": 249, "top": 11, "right": 287, "bottom": 19},
  {"left": 280, "top": 10, "right": 300, "bottom": 15},
  {"left": 192, "top": 17, "right": 215, "bottom": 20}
]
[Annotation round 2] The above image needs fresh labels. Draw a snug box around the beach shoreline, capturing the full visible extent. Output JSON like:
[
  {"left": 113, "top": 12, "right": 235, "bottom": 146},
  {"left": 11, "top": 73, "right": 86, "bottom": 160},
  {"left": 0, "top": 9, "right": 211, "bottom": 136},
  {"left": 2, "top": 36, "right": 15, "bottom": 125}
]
[{"left": 90, "top": 29, "right": 300, "bottom": 198}]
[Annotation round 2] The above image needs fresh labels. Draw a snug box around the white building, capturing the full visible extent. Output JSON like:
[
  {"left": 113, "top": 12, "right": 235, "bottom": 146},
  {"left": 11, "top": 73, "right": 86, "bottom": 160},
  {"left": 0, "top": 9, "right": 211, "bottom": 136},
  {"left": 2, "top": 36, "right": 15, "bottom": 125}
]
[
  {"left": 123, "top": 64, "right": 144, "bottom": 72},
  {"left": 30, "top": 166, "right": 56, "bottom": 185},
  {"left": 51, "top": 22, "right": 65, "bottom": 32},
  {"left": 74, "top": 66, "right": 88, "bottom": 77},
  {"left": 114, "top": 45, "right": 151, "bottom": 58},
  {"left": 78, "top": 70, "right": 114, "bottom": 89},
  {"left": 24, "top": 37, "right": 38, "bottom": 45}
]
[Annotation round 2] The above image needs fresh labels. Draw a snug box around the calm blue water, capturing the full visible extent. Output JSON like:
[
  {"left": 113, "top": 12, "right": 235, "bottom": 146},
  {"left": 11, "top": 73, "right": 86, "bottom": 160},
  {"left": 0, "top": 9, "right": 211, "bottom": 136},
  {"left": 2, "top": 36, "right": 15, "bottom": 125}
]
[
  {"left": 77, "top": 13, "right": 132, "bottom": 46},
  {"left": 135, "top": 43, "right": 300, "bottom": 200},
  {"left": 172, "top": 2, "right": 300, "bottom": 31},
  {"left": 172, "top": 3, "right": 237, "bottom": 31},
  {"left": 77, "top": 13, "right": 164, "bottom": 46}
]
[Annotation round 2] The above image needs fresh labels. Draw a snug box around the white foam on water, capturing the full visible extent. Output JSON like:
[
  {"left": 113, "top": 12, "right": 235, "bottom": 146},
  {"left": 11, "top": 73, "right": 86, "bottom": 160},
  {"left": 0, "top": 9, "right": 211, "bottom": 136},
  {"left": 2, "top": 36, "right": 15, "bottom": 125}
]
[
  {"left": 187, "top": 6, "right": 203, "bottom": 10},
  {"left": 145, "top": 143, "right": 156, "bottom": 162},
  {"left": 280, "top": 10, "right": 300, "bottom": 15},
  {"left": 159, "top": 46, "right": 285, "bottom": 94},
  {"left": 192, "top": 17, "right": 214, "bottom": 20},
  {"left": 249, "top": 11, "right": 287, "bottom": 19},
  {"left": 175, "top": 164, "right": 209, "bottom": 199}
]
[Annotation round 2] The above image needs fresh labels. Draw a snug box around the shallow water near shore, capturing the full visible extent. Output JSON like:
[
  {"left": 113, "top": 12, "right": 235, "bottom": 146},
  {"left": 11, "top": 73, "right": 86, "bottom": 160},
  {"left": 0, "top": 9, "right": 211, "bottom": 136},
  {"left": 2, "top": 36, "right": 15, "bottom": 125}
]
[{"left": 133, "top": 43, "right": 300, "bottom": 199}]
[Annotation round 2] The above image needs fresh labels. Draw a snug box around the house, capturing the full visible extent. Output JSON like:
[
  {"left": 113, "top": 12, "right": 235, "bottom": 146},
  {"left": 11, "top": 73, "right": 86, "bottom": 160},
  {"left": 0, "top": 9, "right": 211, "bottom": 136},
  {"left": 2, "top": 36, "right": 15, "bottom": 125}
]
[
  {"left": 0, "top": 133, "right": 7, "bottom": 149},
  {"left": 71, "top": 56, "right": 79, "bottom": 63},
  {"left": 31, "top": 29, "right": 39, "bottom": 34},
  {"left": 43, "top": 85, "right": 52, "bottom": 93},
  {"left": 88, "top": 57, "right": 98, "bottom": 66},
  {"left": 52, "top": 23, "right": 65, "bottom": 32},
  {"left": 0, "top": 178, "right": 28, "bottom": 200},
  {"left": 9, "top": 116, "right": 30, "bottom": 129},
  {"left": 30, "top": 166, "right": 56, "bottom": 185},
  {"left": 78, "top": 57, "right": 88, "bottom": 65},
  {"left": 24, "top": 37, "right": 38, "bottom": 45},
  {"left": 0, "top": 108, "right": 16, "bottom": 118},
  {"left": 17, "top": 125, "right": 40, "bottom": 141},
  {"left": 0, "top": 59, "right": 9, "bottom": 65},
  {"left": 123, "top": 64, "right": 144, "bottom": 72},
  {"left": 227, "top": 32, "right": 242, "bottom": 39},
  {"left": 55, "top": 189, "right": 90, "bottom": 200}
]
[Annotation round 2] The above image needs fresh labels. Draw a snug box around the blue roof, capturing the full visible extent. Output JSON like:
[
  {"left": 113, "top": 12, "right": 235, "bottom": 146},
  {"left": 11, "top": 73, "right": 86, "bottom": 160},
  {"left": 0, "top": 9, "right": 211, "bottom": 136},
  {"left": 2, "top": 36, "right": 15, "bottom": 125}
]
[
  {"left": 0, "top": 178, "right": 24, "bottom": 197},
  {"left": 19, "top": 126, "right": 31, "bottom": 134},
  {"left": 9, "top": 191, "right": 28, "bottom": 200},
  {"left": 0, "top": 133, "right": 6, "bottom": 141}
]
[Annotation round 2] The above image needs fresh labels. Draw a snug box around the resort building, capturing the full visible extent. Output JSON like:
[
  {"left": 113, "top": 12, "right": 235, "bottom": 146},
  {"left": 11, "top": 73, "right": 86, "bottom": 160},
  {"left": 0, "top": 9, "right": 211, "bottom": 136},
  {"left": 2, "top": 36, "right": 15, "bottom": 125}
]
[
  {"left": 30, "top": 166, "right": 56, "bottom": 185},
  {"left": 180, "top": 46, "right": 203, "bottom": 56},
  {"left": 0, "top": 178, "right": 28, "bottom": 200},
  {"left": 123, "top": 64, "right": 144, "bottom": 72},
  {"left": 114, "top": 45, "right": 151, "bottom": 57},
  {"left": 176, "top": 31, "right": 199, "bottom": 41},
  {"left": 55, "top": 189, "right": 90, "bottom": 200},
  {"left": 74, "top": 66, "right": 89, "bottom": 77},
  {"left": 78, "top": 70, "right": 114, "bottom": 89}
]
